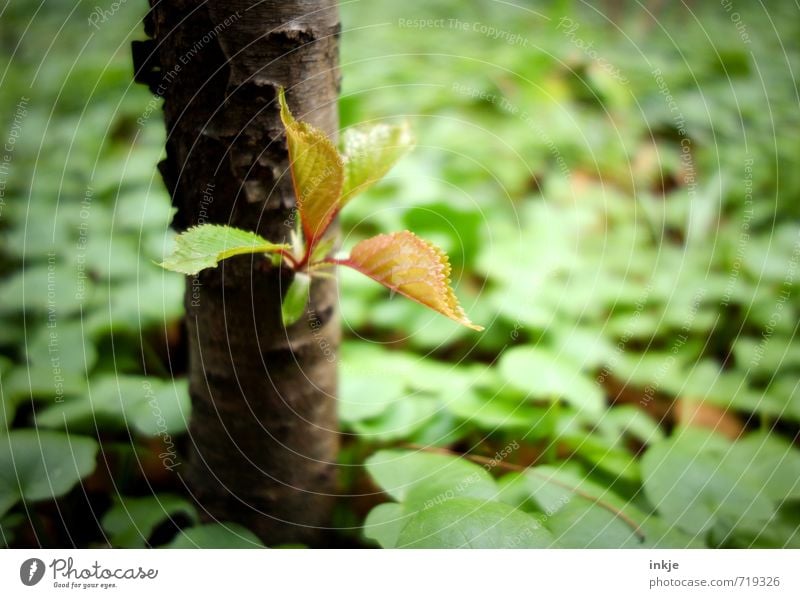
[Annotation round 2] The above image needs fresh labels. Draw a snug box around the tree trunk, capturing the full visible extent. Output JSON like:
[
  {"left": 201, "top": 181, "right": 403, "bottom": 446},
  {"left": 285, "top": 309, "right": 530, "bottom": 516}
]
[{"left": 134, "top": 0, "right": 340, "bottom": 546}]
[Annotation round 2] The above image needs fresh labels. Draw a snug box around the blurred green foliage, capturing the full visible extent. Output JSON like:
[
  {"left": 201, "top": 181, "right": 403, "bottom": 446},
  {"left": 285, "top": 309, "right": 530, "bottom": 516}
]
[{"left": 1, "top": 0, "right": 799, "bottom": 547}]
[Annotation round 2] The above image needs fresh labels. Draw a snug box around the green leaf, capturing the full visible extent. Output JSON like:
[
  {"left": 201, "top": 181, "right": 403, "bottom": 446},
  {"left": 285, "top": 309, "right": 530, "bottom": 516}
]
[
  {"left": 25, "top": 320, "right": 97, "bottom": 382},
  {"left": 600, "top": 405, "right": 666, "bottom": 445},
  {"left": 725, "top": 502, "right": 800, "bottom": 548},
  {"left": 281, "top": 272, "right": 311, "bottom": 327},
  {"left": 559, "top": 431, "right": 641, "bottom": 483},
  {"left": 278, "top": 87, "right": 344, "bottom": 246},
  {"left": 542, "top": 496, "right": 700, "bottom": 548},
  {"left": 309, "top": 236, "right": 336, "bottom": 263},
  {"left": 339, "top": 365, "right": 406, "bottom": 423},
  {"left": 2, "top": 359, "right": 87, "bottom": 407},
  {"left": 363, "top": 502, "right": 409, "bottom": 548},
  {"left": 102, "top": 494, "right": 198, "bottom": 548},
  {"left": 0, "top": 262, "right": 90, "bottom": 316},
  {"left": 0, "top": 512, "right": 24, "bottom": 547},
  {"left": 544, "top": 498, "right": 644, "bottom": 548},
  {"left": 341, "top": 121, "right": 414, "bottom": 205},
  {"left": 498, "top": 465, "right": 618, "bottom": 516},
  {"left": 498, "top": 346, "right": 605, "bottom": 415},
  {"left": 0, "top": 430, "right": 98, "bottom": 518},
  {"left": 446, "top": 388, "right": 553, "bottom": 434},
  {"left": 397, "top": 498, "right": 557, "bottom": 548},
  {"left": 365, "top": 449, "right": 497, "bottom": 507},
  {"left": 759, "top": 377, "right": 800, "bottom": 422},
  {"left": 550, "top": 326, "right": 617, "bottom": 369},
  {"left": 36, "top": 376, "right": 190, "bottom": 438},
  {"left": 402, "top": 200, "right": 482, "bottom": 269},
  {"left": 338, "top": 343, "right": 469, "bottom": 429},
  {"left": 642, "top": 428, "right": 776, "bottom": 536},
  {"left": 497, "top": 467, "right": 703, "bottom": 548},
  {"left": 365, "top": 292, "right": 477, "bottom": 347},
  {"left": 106, "top": 271, "right": 184, "bottom": 333},
  {"left": 159, "top": 224, "right": 288, "bottom": 275},
  {"left": 163, "top": 523, "right": 264, "bottom": 548},
  {"left": 351, "top": 396, "right": 439, "bottom": 442},
  {"left": 724, "top": 432, "right": 800, "bottom": 502},
  {"left": 0, "top": 360, "right": 12, "bottom": 437},
  {"left": 734, "top": 335, "right": 800, "bottom": 376}
]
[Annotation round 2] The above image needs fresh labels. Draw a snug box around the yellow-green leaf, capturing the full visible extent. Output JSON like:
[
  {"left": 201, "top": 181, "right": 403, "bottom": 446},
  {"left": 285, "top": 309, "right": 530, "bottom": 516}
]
[
  {"left": 278, "top": 88, "right": 344, "bottom": 247},
  {"left": 159, "top": 224, "right": 288, "bottom": 275},
  {"left": 341, "top": 231, "right": 482, "bottom": 331},
  {"left": 281, "top": 272, "right": 311, "bottom": 327},
  {"left": 341, "top": 122, "right": 414, "bottom": 205}
]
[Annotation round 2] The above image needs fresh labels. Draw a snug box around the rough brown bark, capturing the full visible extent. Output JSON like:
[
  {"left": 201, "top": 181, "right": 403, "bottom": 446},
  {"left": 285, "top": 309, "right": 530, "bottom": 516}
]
[{"left": 135, "top": 0, "right": 340, "bottom": 546}]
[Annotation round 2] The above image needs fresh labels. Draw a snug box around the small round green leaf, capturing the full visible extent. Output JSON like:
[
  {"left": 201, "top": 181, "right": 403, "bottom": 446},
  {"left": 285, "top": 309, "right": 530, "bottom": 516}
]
[
  {"left": 397, "top": 498, "right": 557, "bottom": 548},
  {"left": 0, "top": 430, "right": 98, "bottom": 518},
  {"left": 499, "top": 346, "right": 604, "bottom": 415},
  {"left": 102, "top": 494, "right": 198, "bottom": 548},
  {"left": 163, "top": 523, "right": 264, "bottom": 548},
  {"left": 365, "top": 449, "right": 497, "bottom": 507}
]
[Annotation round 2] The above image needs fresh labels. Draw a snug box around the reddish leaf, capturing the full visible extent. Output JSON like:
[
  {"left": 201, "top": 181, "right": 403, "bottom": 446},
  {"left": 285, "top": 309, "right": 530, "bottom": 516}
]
[
  {"left": 339, "top": 231, "right": 482, "bottom": 330},
  {"left": 279, "top": 88, "right": 343, "bottom": 248}
]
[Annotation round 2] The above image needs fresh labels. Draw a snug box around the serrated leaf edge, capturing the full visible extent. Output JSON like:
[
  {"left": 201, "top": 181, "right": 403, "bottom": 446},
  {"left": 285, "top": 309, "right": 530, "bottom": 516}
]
[
  {"left": 338, "top": 231, "right": 483, "bottom": 331},
  {"left": 278, "top": 87, "right": 344, "bottom": 249},
  {"left": 159, "top": 224, "right": 289, "bottom": 275}
]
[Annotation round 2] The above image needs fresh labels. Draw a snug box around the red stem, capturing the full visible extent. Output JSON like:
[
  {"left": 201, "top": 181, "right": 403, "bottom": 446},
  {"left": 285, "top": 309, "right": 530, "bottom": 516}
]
[
  {"left": 322, "top": 257, "right": 346, "bottom": 267},
  {"left": 295, "top": 244, "right": 313, "bottom": 270},
  {"left": 276, "top": 248, "right": 300, "bottom": 269}
]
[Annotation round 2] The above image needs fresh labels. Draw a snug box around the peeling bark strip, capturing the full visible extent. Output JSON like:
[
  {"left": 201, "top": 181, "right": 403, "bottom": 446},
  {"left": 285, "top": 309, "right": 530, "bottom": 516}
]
[{"left": 138, "top": 0, "right": 341, "bottom": 545}]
